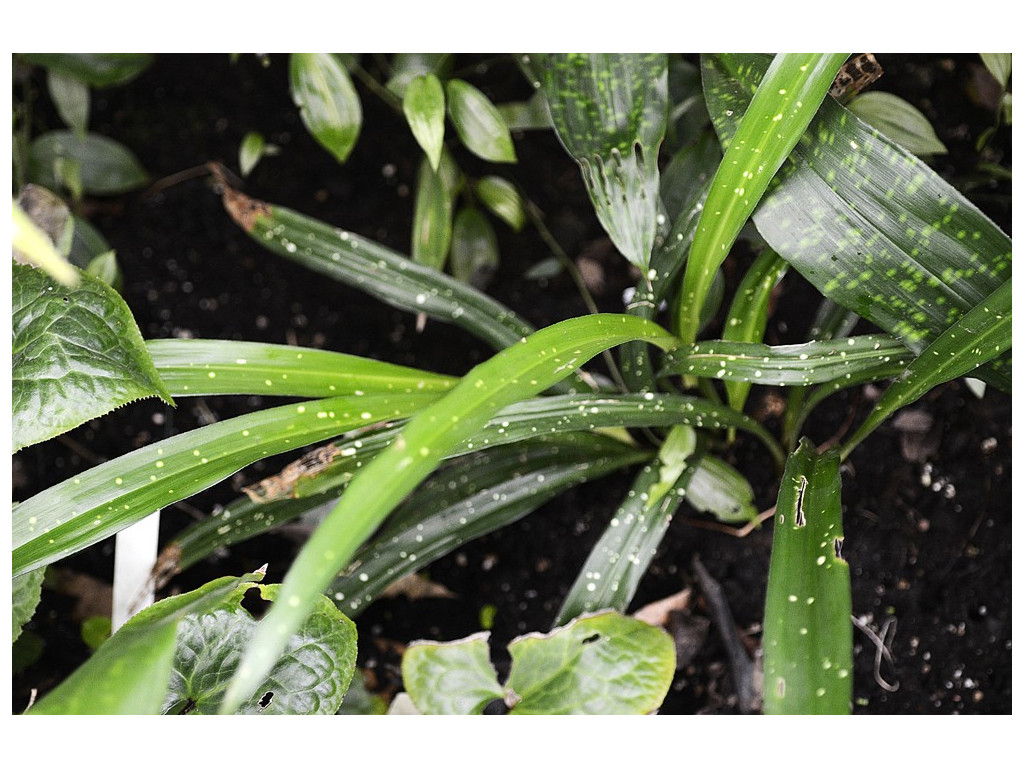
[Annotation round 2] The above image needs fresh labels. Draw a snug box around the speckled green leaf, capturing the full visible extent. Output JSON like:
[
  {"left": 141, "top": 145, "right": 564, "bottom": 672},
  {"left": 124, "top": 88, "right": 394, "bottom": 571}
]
[
  {"left": 403, "top": 633, "right": 505, "bottom": 715},
  {"left": 446, "top": 79, "right": 517, "bottom": 163},
  {"left": 12, "top": 263, "right": 172, "bottom": 452},
  {"left": 163, "top": 583, "right": 357, "bottom": 715},
  {"left": 289, "top": 53, "right": 362, "bottom": 164},
  {"left": 535, "top": 53, "right": 667, "bottom": 271},
  {"left": 720, "top": 249, "right": 788, "bottom": 412},
  {"left": 27, "top": 570, "right": 264, "bottom": 714},
  {"left": 506, "top": 610, "right": 675, "bottom": 714},
  {"left": 146, "top": 338, "right": 457, "bottom": 398},
  {"left": 677, "top": 53, "right": 848, "bottom": 344},
  {"left": 702, "top": 53, "right": 1012, "bottom": 389},
  {"left": 221, "top": 314, "right": 680, "bottom": 713},
  {"left": 403, "top": 73, "right": 446, "bottom": 170},
  {"left": 19, "top": 53, "right": 154, "bottom": 88},
  {"left": 332, "top": 433, "right": 644, "bottom": 616},
  {"left": 846, "top": 91, "right": 947, "bottom": 156},
  {"left": 763, "top": 439, "right": 852, "bottom": 714},
  {"left": 220, "top": 190, "right": 535, "bottom": 352},
  {"left": 12, "top": 391, "right": 441, "bottom": 576},
  {"left": 450, "top": 207, "right": 499, "bottom": 289},
  {"left": 13, "top": 567, "right": 45, "bottom": 643},
  {"left": 662, "top": 334, "right": 915, "bottom": 386},
  {"left": 842, "top": 277, "right": 1011, "bottom": 459},
  {"left": 29, "top": 130, "right": 148, "bottom": 194}
]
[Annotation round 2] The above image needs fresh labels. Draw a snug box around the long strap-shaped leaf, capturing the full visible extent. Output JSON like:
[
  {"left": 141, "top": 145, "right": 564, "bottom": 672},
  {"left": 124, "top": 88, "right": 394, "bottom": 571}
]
[
  {"left": 147, "top": 338, "right": 457, "bottom": 398},
  {"left": 219, "top": 185, "right": 536, "bottom": 352},
  {"left": 676, "top": 53, "right": 848, "bottom": 344},
  {"left": 12, "top": 392, "right": 440, "bottom": 575},
  {"left": 703, "top": 54, "right": 1012, "bottom": 388},
  {"left": 841, "top": 277, "right": 1011, "bottom": 459},
  {"left": 661, "top": 334, "right": 914, "bottom": 386},
  {"left": 763, "top": 438, "right": 852, "bottom": 714},
  {"left": 332, "top": 433, "right": 646, "bottom": 615},
  {"left": 220, "top": 313, "right": 680, "bottom": 712}
]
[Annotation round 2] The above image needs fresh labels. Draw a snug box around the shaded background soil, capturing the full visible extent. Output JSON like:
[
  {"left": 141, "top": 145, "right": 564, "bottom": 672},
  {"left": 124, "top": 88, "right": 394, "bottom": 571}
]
[{"left": 12, "top": 54, "right": 1012, "bottom": 713}]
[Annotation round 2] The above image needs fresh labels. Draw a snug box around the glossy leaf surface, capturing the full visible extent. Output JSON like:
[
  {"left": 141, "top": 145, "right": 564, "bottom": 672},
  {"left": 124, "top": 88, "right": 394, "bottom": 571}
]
[
  {"left": 446, "top": 79, "right": 517, "bottom": 163},
  {"left": 763, "top": 439, "right": 852, "bottom": 714},
  {"left": 846, "top": 91, "right": 947, "bottom": 156},
  {"left": 677, "top": 53, "right": 848, "bottom": 344},
  {"left": 221, "top": 314, "right": 679, "bottom": 713},
  {"left": 536, "top": 53, "right": 667, "bottom": 271},
  {"left": 12, "top": 263, "right": 172, "bottom": 452},
  {"left": 403, "top": 73, "right": 446, "bottom": 170},
  {"left": 289, "top": 53, "right": 362, "bottom": 164},
  {"left": 403, "top": 633, "right": 504, "bottom": 715},
  {"left": 12, "top": 392, "right": 440, "bottom": 576},
  {"left": 703, "top": 53, "right": 1012, "bottom": 388}
]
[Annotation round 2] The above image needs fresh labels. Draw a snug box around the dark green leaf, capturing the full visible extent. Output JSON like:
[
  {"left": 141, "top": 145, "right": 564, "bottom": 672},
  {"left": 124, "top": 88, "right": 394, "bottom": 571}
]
[
  {"left": 662, "top": 334, "right": 915, "bottom": 386},
  {"left": 411, "top": 154, "right": 454, "bottom": 270},
  {"left": 450, "top": 207, "right": 499, "bottom": 289},
  {"left": 386, "top": 53, "right": 452, "bottom": 97},
  {"left": 842, "top": 278, "right": 1011, "bottom": 459},
  {"left": 763, "top": 439, "right": 852, "bottom": 714},
  {"left": 29, "top": 130, "right": 148, "bottom": 195},
  {"left": 289, "top": 53, "right": 362, "bottom": 164},
  {"left": 219, "top": 189, "right": 538, "bottom": 353},
  {"left": 27, "top": 570, "right": 264, "bottom": 714},
  {"left": 332, "top": 433, "right": 645, "bottom": 615},
  {"left": 13, "top": 567, "right": 45, "bottom": 643},
  {"left": 163, "top": 583, "right": 357, "bottom": 715},
  {"left": 535, "top": 53, "right": 667, "bottom": 271},
  {"left": 446, "top": 79, "right": 517, "bottom": 163},
  {"left": 846, "top": 91, "right": 947, "bottom": 155},
  {"left": 19, "top": 53, "right": 154, "bottom": 88},
  {"left": 703, "top": 53, "right": 1012, "bottom": 388},
  {"left": 12, "top": 263, "right": 172, "bottom": 452}
]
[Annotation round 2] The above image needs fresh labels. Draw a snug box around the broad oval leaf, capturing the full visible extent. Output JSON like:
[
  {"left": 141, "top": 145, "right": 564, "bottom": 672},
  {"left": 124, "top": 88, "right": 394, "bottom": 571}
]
[
  {"left": 13, "top": 567, "right": 46, "bottom": 643},
  {"left": 403, "top": 73, "right": 446, "bottom": 170},
  {"left": 446, "top": 78, "right": 517, "bottom": 163},
  {"left": 289, "top": 53, "right": 362, "bottom": 164},
  {"left": 846, "top": 91, "right": 947, "bottom": 156},
  {"left": 29, "top": 130, "right": 148, "bottom": 195},
  {"left": 19, "top": 53, "right": 154, "bottom": 88},
  {"left": 47, "top": 69, "right": 90, "bottom": 135},
  {"left": 475, "top": 175, "right": 526, "bottom": 231},
  {"left": 12, "top": 263, "right": 172, "bottom": 452},
  {"left": 506, "top": 610, "right": 675, "bottom": 714},
  {"left": 450, "top": 207, "right": 499, "bottom": 289},
  {"left": 27, "top": 570, "right": 265, "bottom": 714},
  {"left": 163, "top": 583, "right": 357, "bottom": 715},
  {"left": 403, "top": 633, "right": 504, "bottom": 715}
]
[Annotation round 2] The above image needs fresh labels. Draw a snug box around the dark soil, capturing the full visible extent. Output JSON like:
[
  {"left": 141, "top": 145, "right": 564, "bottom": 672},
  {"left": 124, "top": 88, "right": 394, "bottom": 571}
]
[{"left": 12, "top": 53, "right": 1011, "bottom": 714}]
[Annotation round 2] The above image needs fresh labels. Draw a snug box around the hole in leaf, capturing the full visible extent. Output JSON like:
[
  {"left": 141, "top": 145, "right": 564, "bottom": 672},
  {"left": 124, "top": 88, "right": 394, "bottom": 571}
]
[
  {"left": 833, "top": 537, "right": 845, "bottom": 561},
  {"left": 580, "top": 632, "right": 603, "bottom": 646},
  {"left": 481, "top": 698, "right": 508, "bottom": 715},
  {"left": 258, "top": 690, "right": 274, "bottom": 709},
  {"left": 240, "top": 586, "right": 271, "bottom": 619}
]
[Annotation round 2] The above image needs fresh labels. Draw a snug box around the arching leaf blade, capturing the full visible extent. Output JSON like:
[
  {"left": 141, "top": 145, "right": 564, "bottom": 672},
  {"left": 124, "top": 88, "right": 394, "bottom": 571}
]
[
  {"left": 220, "top": 314, "right": 679, "bottom": 713},
  {"left": 677, "top": 53, "right": 848, "bottom": 344}
]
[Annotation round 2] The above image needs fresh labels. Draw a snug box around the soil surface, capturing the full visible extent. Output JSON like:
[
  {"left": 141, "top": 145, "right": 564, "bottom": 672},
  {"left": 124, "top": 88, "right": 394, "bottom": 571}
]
[{"left": 12, "top": 54, "right": 1012, "bottom": 714}]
